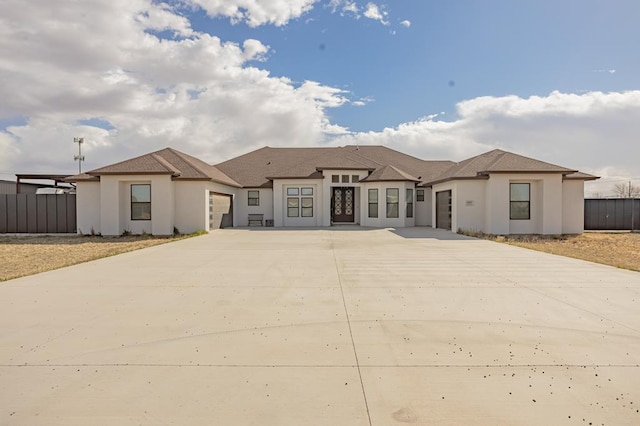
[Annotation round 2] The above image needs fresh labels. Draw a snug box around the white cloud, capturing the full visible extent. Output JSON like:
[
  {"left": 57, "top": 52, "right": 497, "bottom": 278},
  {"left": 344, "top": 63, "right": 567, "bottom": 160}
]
[
  {"left": 400, "top": 20, "right": 411, "bottom": 27},
  {"left": 328, "top": 0, "right": 359, "bottom": 16},
  {"left": 334, "top": 91, "right": 640, "bottom": 197},
  {"left": 0, "top": 0, "right": 352, "bottom": 175},
  {"left": 363, "top": 2, "right": 388, "bottom": 25},
  {"left": 185, "top": 0, "right": 319, "bottom": 27}
]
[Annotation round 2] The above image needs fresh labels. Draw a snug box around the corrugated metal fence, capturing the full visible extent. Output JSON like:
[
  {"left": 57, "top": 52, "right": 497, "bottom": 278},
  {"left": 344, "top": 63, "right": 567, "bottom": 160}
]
[
  {"left": 584, "top": 198, "right": 640, "bottom": 231},
  {"left": 0, "top": 194, "right": 76, "bottom": 233}
]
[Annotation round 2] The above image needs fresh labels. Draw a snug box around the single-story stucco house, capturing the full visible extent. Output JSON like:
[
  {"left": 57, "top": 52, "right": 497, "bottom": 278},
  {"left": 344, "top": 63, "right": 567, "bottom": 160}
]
[{"left": 66, "top": 145, "right": 597, "bottom": 236}]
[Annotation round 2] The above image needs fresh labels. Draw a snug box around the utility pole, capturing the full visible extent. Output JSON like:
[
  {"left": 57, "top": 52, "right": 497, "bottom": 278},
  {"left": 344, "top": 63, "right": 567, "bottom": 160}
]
[{"left": 74, "top": 137, "right": 85, "bottom": 174}]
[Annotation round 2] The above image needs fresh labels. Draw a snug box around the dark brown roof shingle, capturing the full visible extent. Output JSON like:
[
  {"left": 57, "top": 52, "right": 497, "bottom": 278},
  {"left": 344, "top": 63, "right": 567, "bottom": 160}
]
[
  {"left": 86, "top": 148, "right": 240, "bottom": 187},
  {"left": 425, "top": 149, "right": 579, "bottom": 185}
]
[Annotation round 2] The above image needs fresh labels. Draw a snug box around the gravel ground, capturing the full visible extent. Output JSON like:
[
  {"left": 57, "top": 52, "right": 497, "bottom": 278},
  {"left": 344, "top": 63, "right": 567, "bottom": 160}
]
[
  {"left": 487, "top": 231, "right": 640, "bottom": 272},
  {"left": 0, "top": 235, "right": 191, "bottom": 282}
]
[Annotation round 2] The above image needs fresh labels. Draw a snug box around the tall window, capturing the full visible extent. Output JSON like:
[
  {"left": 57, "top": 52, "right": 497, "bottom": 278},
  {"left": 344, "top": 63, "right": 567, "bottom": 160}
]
[
  {"left": 406, "top": 188, "right": 414, "bottom": 218},
  {"left": 131, "top": 184, "right": 151, "bottom": 220},
  {"left": 248, "top": 190, "right": 260, "bottom": 206},
  {"left": 416, "top": 189, "right": 425, "bottom": 202},
  {"left": 386, "top": 188, "right": 399, "bottom": 218},
  {"left": 368, "top": 189, "right": 378, "bottom": 218},
  {"left": 301, "top": 187, "right": 313, "bottom": 217},
  {"left": 510, "top": 183, "right": 530, "bottom": 220},
  {"left": 287, "top": 187, "right": 314, "bottom": 218}
]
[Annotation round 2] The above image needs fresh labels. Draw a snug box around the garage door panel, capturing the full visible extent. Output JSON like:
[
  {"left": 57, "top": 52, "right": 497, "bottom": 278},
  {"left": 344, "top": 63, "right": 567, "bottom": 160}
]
[{"left": 209, "top": 193, "right": 233, "bottom": 229}]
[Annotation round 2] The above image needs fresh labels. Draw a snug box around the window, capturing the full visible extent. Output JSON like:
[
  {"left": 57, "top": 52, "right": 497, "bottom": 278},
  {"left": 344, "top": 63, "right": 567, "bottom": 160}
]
[
  {"left": 386, "top": 188, "right": 399, "bottom": 218},
  {"left": 332, "top": 175, "right": 339, "bottom": 183},
  {"left": 342, "top": 175, "right": 349, "bottom": 183},
  {"left": 302, "top": 198, "right": 313, "bottom": 217},
  {"left": 352, "top": 175, "right": 359, "bottom": 183},
  {"left": 248, "top": 190, "right": 259, "bottom": 206},
  {"left": 287, "top": 187, "right": 314, "bottom": 218},
  {"left": 131, "top": 184, "right": 151, "bottom": 220},
  {"left": 368, "top": 189, "right": 378, "bottom": 218},
  {"left": 510, "top": 183, "right": 530, "bottom": 220},
  {"left": 416, "top": 189, "right": 425, "bottom": 202},
  {"left": 287, "top": 197, "right": 299, "bottom": 217},
  {"left": 406, "top": 188, "right": 414, "bottom": 218}
]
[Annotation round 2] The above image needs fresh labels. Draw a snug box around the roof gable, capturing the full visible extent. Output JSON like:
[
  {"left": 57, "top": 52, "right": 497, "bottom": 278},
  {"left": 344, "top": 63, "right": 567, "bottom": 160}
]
[
  {"left": 425, "top": 149, "right": 578, "bottom": 185},
  {"left": 86, "top": 148, "right": 240, "bottom": 187},
  {"left": 361, "top": 165, "right": 420, "bottom": 182}
]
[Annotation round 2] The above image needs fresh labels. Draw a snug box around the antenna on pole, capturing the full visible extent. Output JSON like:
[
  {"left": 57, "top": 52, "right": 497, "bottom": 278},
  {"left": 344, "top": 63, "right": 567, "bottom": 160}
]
[{"left": 74, "top": 137, "right": 85, "bottom": 174}]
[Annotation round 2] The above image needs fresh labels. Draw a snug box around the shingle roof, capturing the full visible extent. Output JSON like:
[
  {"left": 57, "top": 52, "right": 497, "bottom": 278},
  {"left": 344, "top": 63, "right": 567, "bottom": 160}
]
[
  {"left": 72, "top": 145, "right": 596, "bottom": 189},
  {"left": 215, "top": 147, "right": 331, "bottom": 187},
  {"left": 425, "top": 149, "right": 578, "bottom": 185},
  {"left": 84, "top": 148, "right": 241, "bottom": 187},
  {"left": 563, "top": 171, "right": 599, "bottom": 181},
  {"left": 360, "top": 165, "right": 420, "bottom": 182},
  {"left": 215, "top": 145, "right": 455, "bottom": 188},
  {"left": 65, "top": 173, "right": 99, "bottom": 182}
]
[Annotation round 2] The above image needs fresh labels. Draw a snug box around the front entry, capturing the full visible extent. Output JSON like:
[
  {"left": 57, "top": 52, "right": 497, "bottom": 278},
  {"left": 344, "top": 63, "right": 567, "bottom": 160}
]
[
  {"left": 436, "top": 190, "right": 452, "bottom": 230},
  {"left": 332, "top": 187, "right": 354, "bottom": 223}
]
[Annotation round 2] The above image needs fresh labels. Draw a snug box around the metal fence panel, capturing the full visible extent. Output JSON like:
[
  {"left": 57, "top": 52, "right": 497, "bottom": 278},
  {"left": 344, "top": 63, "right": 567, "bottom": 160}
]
[
  {"left": 46, "top": 195, "right": 57, "bottom": 233},
  {"left": 16, "top": 194, "right": 28, "bottom": 233},
  {"left": 0, "top": 196, "right": 6, "bottom": 233},
  {"left": 66, "top": 195, "right": 76, "bottom": 232},
  {"left": 36, "top": 195, "right": 48, "bottom": 233},
  {"left": 585, "top": 198, "right": 640, "bottom": 231},
  {"left": 27, "top": 195, "right": 38, "bottom": 233},
  {"left": 6, "top": 196, "right": 17, "bottom": 232},
  {"left": 0, "top": 194, "right": 76, "bottom": 233}
]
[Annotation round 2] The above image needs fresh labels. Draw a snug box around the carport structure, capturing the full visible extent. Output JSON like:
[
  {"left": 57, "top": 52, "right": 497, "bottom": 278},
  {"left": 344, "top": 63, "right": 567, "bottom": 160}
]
[{"left": 1, "top": 228, "right": 639, "bottom": 425}]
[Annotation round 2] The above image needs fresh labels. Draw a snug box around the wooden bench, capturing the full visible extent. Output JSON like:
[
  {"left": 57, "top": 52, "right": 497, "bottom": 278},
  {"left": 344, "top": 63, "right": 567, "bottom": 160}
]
[{"left": 248, "top": 214, "right": 264, "bottom": 226}]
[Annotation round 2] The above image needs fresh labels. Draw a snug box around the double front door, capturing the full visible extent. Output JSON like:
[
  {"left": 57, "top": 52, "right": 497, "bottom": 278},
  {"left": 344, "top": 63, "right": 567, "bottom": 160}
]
[{"left": 332, "top": 187, "right": 354, "bottom": 223}]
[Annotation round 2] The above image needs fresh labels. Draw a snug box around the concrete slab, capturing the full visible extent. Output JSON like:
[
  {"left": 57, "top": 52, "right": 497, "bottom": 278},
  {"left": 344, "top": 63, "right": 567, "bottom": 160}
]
[{"left": 1, "top": 227, "right": 640, "bottom": 425}]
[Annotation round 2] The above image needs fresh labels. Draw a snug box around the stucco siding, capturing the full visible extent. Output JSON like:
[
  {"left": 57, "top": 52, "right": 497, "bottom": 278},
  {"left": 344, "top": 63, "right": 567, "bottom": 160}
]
[
  {"left": 414, "top": 188, "right": 432, "bottom": 227},
  {"left": 174, "top": 181, "right": 207, "bottom": 234},
  {"left": 99, "top": 175, "right": 173, "bottom": 236},
  {"left": 454, "top": 180, "right": 486, "bottom": 233},
  {"left": 274, "top": 179, "right": 324, "bottom": 227},
  {"left": 562, "top": 180, "right": 585, "bottom": 234},
  {"left": 76, "top": 181, "right": 101, "bottom": 235},
  {"left": 235, "top": 188, "right": 273, "bottom": 227},
  {"left": 359, "top": 182, "right": 415, "bottom": 228}
]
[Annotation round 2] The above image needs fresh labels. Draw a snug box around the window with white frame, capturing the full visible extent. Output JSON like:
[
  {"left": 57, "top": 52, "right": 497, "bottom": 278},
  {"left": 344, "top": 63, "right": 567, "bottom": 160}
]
[
  {"left": 510, "top": 183, "right": 530, "bottom": 220},
  {"left": 416, "top": 189, "right": 425, "bottom": 202},
  {"left": 248, "top": 190, "right": 259, "bottom": 206}
]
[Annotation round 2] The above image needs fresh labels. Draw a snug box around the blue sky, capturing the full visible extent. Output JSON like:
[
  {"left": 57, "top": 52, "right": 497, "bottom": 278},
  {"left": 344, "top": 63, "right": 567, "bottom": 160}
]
[{"left": 0, "top": 0, "right": 639, "bottom": 195}]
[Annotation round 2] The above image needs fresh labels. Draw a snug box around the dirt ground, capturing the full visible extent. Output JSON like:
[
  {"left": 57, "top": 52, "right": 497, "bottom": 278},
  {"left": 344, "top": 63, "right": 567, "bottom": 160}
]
[
  {"left": 485, "top": 231, "right": 640, "bottom": 272},
  {"left": 0, "top": 235, "right": 192, "bottom": 282}
]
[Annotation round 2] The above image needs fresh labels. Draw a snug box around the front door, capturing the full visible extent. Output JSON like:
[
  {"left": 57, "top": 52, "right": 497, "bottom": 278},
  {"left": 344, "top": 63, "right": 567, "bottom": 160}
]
[
  {"left": 332, "top": 187, "right": 354, "bottom": 223},
  {"left": 436, "top": 190, "right": 452, "bottom": 230}
]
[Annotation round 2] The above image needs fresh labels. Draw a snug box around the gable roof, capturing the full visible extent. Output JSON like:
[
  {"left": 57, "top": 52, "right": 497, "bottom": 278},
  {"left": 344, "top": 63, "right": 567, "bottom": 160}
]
[
  {"left": 425, "top": 149, "right": 579, "bottom": 185},
  {"left": 215, "top": 145, "right": 456, "bottom": 188},
  {"left": 68, "top": 145, "right": 597, "bottom": 188},
  {"left": 360, "top": 165, "right": 420, "bottom": 182},
  {"left": 75, "top": 148, "right": 240, "bottom": 187}
]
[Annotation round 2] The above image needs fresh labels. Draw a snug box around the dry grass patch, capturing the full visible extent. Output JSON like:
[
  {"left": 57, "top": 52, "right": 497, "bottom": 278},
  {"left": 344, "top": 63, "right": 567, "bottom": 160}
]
[
  {"left": 0, "top": 234, "right": 200, "bottom": 282},
  {"left": 467, "top": 231, "right": 640, "bottom": 272}
]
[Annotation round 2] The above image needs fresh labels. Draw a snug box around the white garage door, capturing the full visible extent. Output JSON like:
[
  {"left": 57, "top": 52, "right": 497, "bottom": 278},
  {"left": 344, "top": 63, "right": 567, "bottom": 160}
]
[{"left": 209, "top": 193, "right": 233, "bottom": 229}]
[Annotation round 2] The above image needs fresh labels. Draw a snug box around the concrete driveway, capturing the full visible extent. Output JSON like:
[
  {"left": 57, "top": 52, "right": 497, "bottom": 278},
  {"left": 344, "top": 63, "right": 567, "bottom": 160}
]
[{"left": 1, "top": 227, "right": 639, "bottom": 425}]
